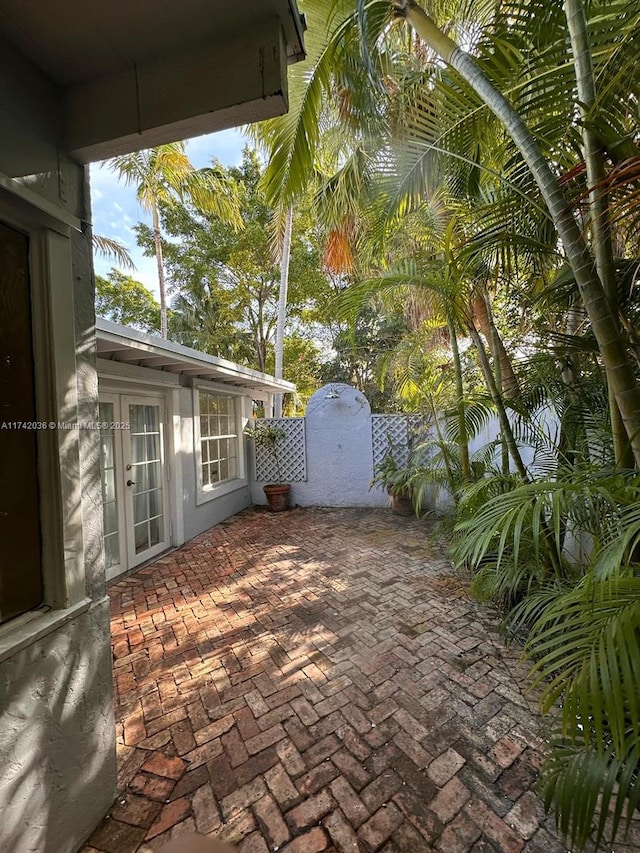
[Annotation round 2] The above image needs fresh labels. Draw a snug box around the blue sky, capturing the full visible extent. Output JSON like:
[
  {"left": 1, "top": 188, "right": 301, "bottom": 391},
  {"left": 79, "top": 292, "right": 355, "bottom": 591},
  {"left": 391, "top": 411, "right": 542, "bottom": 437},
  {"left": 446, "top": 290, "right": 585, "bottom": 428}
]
[{"left": 90, "top": 128, "right": 247, "bottom": 296}]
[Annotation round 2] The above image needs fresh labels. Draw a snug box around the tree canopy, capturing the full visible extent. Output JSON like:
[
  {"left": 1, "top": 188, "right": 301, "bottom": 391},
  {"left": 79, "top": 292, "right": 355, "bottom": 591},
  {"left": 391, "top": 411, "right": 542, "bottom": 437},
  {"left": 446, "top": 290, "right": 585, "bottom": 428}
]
[{"left": 95, "top": 270, "right": 161, "bottom": 333}]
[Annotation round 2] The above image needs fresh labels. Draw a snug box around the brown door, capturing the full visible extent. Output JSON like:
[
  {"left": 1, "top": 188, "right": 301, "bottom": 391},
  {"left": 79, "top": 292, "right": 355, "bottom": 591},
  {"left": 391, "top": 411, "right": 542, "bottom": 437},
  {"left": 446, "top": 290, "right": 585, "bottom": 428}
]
[{"left": 0, "top": 221, "right": 43, "bottom": 623}]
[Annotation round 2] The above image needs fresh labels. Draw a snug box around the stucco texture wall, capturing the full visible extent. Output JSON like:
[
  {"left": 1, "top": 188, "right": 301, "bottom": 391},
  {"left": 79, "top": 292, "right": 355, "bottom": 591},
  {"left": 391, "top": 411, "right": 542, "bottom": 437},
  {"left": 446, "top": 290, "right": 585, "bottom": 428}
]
[
  {"left": 251, "top": 385, "right": 388, "bottom": 508},
  {"left": 0, "top": 600, "right": 116, "bottom": 853},
  {"left": 0, "top": 49, "right": 116, "bottom": 853}
]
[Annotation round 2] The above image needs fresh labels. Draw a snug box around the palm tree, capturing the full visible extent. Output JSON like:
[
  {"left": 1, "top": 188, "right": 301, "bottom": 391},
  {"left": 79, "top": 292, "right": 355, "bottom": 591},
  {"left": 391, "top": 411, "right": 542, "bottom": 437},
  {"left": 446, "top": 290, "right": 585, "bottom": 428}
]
[
  {"left": 110, "top": 143, "right": 242, "bottom": 338},
  {"left": 92, "top": 234, "right": 136, "bottom": 270},
  {"left": 393, "top": 0, "right": 640, "bottom": 464},
  {"left": 274, "top": 205, "right": 294, "bottom": 416},
  {"left": 254, "top": 4, "right": 640, "bottom": 844},
  {"left": 257, "top": 0, "right": 640, "bottom": 463}
]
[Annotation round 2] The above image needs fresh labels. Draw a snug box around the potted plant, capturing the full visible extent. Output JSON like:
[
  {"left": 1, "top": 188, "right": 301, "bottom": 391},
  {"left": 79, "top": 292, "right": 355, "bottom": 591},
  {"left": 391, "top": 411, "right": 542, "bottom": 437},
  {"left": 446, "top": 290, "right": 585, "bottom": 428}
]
[
  {"left": 245, "top": 422, "right": 291, "bottom": 512},
  {"left": 371, "top": 452, "right": 414, "bottom": 516}
]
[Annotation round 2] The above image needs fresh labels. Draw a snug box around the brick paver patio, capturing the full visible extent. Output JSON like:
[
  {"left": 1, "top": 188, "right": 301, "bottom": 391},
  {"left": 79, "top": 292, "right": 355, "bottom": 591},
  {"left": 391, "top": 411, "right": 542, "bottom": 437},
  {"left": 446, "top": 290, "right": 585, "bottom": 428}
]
[{"left": 84, "top": 507, "right": 568, "bottom": 853}]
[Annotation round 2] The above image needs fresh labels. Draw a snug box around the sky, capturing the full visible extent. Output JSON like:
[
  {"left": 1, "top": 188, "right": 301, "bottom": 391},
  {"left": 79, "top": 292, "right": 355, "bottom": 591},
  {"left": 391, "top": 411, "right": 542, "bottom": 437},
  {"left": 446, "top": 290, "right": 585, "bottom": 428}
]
[{"left": 90, "top": 128, "right": 247, "bottom": 296}]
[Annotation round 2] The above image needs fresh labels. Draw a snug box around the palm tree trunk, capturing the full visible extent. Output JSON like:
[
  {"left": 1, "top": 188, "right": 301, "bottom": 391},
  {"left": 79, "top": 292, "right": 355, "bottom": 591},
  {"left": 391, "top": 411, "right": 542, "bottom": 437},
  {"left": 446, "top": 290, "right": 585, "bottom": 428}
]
[
  {"left": 401, "top": 1, "right": 640, "bottom": 467},
  {"left": 483, "top": 290, "right": 510, "bottom": 475},
  {"left": 152, "top": 202, "right": 168, "bottom": 339},
  {"left": 448, "top": 316, "right": 471, "bottom": 481},
  {"left": 468, "top": 324, "right": 530, "bottom": 481},
  {"left": 563, "top": 0, "right": 633, "bottom": 468},
  {"left": 274, "top": 205, "right": 293, "bottom": 418},
  {"left": 471, "top": 291, "right": 519, "bottom": 398},
  {"left": 426, "top": 393, "right": 456, "bottom": 495}
]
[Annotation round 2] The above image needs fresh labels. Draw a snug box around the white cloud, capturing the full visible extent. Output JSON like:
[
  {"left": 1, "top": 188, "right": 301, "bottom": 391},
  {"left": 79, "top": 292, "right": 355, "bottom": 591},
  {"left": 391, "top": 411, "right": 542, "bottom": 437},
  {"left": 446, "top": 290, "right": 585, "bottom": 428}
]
[{"left": 90, "top": 129, "right": 247, "bottom": 300}]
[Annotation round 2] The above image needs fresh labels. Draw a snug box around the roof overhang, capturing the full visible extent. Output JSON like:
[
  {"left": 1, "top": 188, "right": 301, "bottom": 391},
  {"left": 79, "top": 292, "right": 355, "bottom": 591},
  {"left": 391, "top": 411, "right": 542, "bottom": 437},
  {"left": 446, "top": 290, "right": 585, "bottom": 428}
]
[
  {"left": 96, "top": 318, "right": 296, "bottom": 395},
  {"left": 0, "top": 1, "right": 306, "bottom": 164}
]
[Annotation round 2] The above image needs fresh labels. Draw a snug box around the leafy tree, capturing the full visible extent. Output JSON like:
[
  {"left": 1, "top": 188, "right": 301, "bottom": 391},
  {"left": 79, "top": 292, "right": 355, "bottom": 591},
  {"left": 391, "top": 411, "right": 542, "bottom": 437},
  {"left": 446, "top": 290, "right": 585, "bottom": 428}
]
[
  {"left": 320, "top": 305, "right": 408, "bottom": 412},
  {"left": 137, "top": 148, "right": 331, "bottom": 376},
  {"left": 109, "top": 142, "right": 242, "bottom": 339},
  {"left": 265, "top": 334, "right": 324, "bottom": 412},
  {"left": 167, "top": 283, "right": 254, "bottom": 363},
  {"left": 95, "top": 270, "right": 161, "bottom": 333}
]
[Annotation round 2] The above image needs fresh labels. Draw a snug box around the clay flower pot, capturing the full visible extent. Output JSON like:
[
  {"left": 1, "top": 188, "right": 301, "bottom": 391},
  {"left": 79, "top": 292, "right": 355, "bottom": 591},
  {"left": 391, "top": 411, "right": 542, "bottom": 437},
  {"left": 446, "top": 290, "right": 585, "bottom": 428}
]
[
  {"left": 388, "top": 485, "right": 413, "bottom": 516},
  {"left": 263, "top": 483, "right": 291, "bottom": 512}
]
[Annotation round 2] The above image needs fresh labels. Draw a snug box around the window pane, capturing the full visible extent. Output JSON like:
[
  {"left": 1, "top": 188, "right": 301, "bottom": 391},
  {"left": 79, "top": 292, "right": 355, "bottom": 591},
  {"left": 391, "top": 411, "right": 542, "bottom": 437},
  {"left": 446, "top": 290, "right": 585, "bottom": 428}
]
[
  {"left": 132, "top": 435, "right": 146, "bottom": 464},
  {"left": 104, "top": 500, "right": 118, "bottom": 535},
  {"left": 149, "top": 516, "right": 162, "bottom": 547},
  {"left": 146, "top": 434, "right": 159, "bottom": 462},
  {"left": 148, "top": 461, "right": 160, "bottom": 490},
  {"left": 134, "top": 521, "right": 149, "bottom": 553},
  {"left": 104, "top": 533, "right": 120, "bottom": 569},
  {"left": 198, "top": 391, "right": 238, "bottom": 489},
  {"left": 133, "top": 493, "right": 148, "bottom": 525},
  {"left": 148, "top": 488, "right": 161, "bottom": 517}
]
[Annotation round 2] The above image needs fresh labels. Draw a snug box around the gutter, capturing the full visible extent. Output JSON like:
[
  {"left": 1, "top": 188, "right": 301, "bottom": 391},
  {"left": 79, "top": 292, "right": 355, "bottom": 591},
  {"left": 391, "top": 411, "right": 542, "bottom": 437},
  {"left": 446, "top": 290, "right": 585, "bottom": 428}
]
[{"left": 286, "top": 0, "right": 307, "bottom": 63}]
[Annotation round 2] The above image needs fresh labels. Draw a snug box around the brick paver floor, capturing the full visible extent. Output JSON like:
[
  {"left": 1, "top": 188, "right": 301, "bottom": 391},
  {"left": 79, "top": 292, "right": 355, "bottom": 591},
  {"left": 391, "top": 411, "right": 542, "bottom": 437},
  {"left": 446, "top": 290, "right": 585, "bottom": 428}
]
[{"left": 85, "top": 507, "right": 569, "bottom": 853}]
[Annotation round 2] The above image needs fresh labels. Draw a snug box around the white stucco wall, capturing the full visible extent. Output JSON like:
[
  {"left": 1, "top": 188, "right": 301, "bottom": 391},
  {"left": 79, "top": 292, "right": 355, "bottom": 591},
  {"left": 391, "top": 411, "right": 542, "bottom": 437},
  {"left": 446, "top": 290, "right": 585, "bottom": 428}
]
[
  {"left": 251, "top": 384, "right": 388, "bottom": 508},
  {"left": 1, "top": 600, "right": 116, "bottom": 853}
]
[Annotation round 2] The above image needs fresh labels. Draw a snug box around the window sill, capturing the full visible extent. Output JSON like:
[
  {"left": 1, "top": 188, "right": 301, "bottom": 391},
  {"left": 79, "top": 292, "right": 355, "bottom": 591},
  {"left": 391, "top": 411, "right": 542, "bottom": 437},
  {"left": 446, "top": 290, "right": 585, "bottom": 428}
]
[
  {"left": 0, "top": 596, "right": 94, "bottom": 664},
  {"left": 196, "top": 478, "right": 248, "bottom": 506}
]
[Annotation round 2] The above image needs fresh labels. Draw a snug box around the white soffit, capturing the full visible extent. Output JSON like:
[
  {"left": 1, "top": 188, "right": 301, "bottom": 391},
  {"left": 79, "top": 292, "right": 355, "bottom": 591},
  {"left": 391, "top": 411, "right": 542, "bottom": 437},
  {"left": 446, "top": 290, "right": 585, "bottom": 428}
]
[
  {"left": 0, "top": 1, "right": 305, "bottom": 162},
  {"left": 96, "top": 318, "right": 296, "bottom": 394}
]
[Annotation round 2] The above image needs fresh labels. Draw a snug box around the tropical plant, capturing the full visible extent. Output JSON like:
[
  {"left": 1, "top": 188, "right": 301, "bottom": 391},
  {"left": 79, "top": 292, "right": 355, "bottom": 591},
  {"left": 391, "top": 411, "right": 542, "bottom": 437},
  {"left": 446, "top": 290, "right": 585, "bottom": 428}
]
[
  {"left": 249, "top": 2, "right": 640, "bottom": 844},
  {"left": 109, "top": 142, "right": 242, "bottom": 338},
  {"left": 92, "top": 234, "right": 135, "bottom": 270},
  {"left": 135, "top": 148, "right": 331, "bottom": 376}
]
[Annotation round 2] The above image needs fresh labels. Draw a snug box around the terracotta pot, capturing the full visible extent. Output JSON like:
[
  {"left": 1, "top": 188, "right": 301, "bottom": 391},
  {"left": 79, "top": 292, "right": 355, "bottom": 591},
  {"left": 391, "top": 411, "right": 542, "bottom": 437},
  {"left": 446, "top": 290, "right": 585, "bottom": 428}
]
[
  {"left": 263, "top": 483, "right": 291, "bottom": 512},
  {"left": 387, "top": 486, "right": 413, "bottom": 516}
]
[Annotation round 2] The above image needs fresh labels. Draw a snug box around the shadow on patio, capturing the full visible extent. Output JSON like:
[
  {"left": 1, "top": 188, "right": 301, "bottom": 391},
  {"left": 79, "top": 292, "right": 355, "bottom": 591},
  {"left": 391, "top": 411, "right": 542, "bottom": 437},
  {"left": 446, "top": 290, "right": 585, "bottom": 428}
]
[{"left": 83, "top": 507, "right": 566, "bottom": 853}]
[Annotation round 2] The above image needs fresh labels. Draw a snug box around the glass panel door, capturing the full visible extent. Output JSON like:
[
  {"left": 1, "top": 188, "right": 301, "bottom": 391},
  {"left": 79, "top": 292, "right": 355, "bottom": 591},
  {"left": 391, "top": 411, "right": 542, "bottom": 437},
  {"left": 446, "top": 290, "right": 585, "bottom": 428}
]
[
  {"left": 98, "top": 400, "right": 123, "bottom": 578},
  {"left": 122, "top": 397, "right": 168, "bottom": 567}
]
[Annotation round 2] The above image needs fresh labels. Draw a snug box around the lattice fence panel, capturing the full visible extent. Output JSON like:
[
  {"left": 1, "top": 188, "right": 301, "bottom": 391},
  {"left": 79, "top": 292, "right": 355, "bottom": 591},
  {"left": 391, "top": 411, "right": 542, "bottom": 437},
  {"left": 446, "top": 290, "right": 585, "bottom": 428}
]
[
  {"left": 371, "top": 414, "right": 427, "bottom": 471},
  {"left": 253, "top": 418, "right": 307, "bottom": 482}
]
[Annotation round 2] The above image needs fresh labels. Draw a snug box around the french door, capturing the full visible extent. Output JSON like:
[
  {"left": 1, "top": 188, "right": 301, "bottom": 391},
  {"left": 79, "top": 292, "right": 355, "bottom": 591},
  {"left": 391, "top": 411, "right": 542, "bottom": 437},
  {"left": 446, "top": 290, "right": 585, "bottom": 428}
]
[{"left": 99, "top": 393, "right": 170, "bottom": 579}]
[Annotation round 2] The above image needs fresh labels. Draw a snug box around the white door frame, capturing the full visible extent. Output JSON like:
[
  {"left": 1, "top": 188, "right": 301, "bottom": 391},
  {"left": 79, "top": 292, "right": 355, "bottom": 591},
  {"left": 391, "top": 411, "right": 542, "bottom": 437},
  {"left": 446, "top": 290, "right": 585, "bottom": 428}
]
[
  {"left": 98, "top": 393, "right": 127, "bottom": 580},
  {"left": 98, "top": 389, "right": 172, "bottom": 577},
  {"left": 121, "top": 394, "right": 171, "bottom": 569}
]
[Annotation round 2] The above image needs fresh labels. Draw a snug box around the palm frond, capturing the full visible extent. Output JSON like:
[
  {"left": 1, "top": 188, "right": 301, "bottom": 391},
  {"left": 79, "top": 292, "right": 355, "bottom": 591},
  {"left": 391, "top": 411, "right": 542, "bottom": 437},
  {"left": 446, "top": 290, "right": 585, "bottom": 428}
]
[{"left": 92, "top": 234, "right": 136, "bottom": 270}]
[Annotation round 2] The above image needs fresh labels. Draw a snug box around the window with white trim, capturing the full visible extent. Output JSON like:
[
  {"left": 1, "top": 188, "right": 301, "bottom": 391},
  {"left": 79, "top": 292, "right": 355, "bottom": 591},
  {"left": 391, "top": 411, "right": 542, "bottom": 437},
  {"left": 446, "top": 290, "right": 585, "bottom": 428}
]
[{"left": 199, "top": 391, "right": 239, "bottom": 488}]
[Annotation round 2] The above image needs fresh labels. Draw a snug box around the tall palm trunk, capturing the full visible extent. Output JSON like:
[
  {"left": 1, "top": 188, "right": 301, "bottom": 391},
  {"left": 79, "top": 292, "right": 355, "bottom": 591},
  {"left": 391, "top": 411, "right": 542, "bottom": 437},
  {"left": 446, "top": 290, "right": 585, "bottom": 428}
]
[
  {"left": 468, "top": 324, "right": 529, "bottom": 481},
  {"left": 471, "top": 291, "right": 519, "bottom": 398},
  {"left": 401, "top": 1, "right": 640, "bottom": 467},
  {"left": 483, "top": 290, "right": 510, "bottom": 475},
  {"left": 152, "top": 202, "right": 168, "bottom": 339},
  {"left": 563, "top": 0, "right": 633, "bottom": 468},
  {"left": 274, "top": 206, "right": 293, "bottom": 418},
  {"left": 448, "top": 316, "right": 471, "bottom": 481}
]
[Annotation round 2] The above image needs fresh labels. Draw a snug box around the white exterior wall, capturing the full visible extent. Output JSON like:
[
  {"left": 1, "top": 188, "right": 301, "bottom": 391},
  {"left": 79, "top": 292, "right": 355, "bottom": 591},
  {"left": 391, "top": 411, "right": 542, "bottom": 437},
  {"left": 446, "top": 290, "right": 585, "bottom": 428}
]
[{"left": 251, "top": 384, "right": 388, "bottom": 508}]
